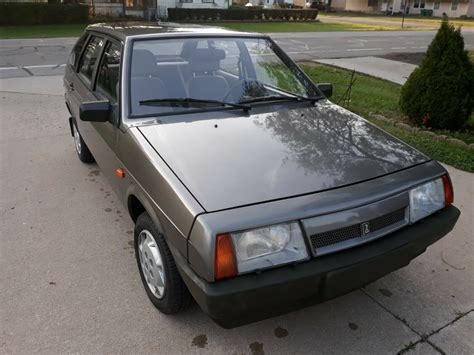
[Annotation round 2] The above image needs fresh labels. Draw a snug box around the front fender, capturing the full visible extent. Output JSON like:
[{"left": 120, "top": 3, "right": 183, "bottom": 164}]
[{"left": 125, "top": 181, "right": 188, "bottom": 259}]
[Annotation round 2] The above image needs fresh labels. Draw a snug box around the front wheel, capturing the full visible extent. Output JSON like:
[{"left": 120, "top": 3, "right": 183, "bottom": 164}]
[
  {"left": 134, "top": 212, "right": 191, "bottom": 314},
  {"left": 72, "top": 119, "right": 94, "bottom": 163}
]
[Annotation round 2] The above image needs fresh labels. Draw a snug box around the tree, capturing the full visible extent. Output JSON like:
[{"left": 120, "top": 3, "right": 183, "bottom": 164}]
[{"left": 399, "top": 17, "right": 474, "bottom": 130}]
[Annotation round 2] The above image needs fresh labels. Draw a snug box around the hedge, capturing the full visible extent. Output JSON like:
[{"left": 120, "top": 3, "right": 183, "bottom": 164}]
[
  {"left": 399, "top": 18, "right": 473, "bottom": 130},
  {"left": 0, "top": 3, "right": 89, "bottom": 25},
  {"left": 168, "top": 8, "right": 319, "bottom": 21}
]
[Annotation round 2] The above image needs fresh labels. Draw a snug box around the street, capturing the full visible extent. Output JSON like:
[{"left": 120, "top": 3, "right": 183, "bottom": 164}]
[
  {"left": 1, "top": 29, "right": 473, "bottom": 354},
  {"left": 1, "top": 30, "right": 474, "bottom": 78}
]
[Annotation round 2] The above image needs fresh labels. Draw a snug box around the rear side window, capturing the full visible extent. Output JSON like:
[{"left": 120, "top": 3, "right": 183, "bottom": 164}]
[
  {"left": 68, "top": 33, "right": 88, "bottom": 69},
  {"left": 78, "top": 36, "right": 105, "bottom": 86},
  {"left": 96, "top": 42, "right": 121, "bottom": 102}
]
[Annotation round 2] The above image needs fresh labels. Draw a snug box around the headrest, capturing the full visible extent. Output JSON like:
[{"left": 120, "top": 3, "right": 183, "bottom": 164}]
[
  {"left": 187, "top": 48, "right": 226, "bottom": 73},
  {"left": 132, "top": 49, "right": 156, "bottom": 76}
]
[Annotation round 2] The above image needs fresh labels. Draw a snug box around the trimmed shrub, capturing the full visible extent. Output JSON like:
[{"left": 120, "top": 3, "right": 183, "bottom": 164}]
[
  {"left": 167, "top": 8, "right": 318, "bottom": 21},
  {"left": 0, "top": 3, "right": 89, "bottom": 25},
  {"left": 399, "top": 17, "right": 474, "bottom": 130}
]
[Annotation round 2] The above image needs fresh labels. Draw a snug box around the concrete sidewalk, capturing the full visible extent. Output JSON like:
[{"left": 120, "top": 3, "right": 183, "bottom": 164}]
[{"left": 316, "top": 56, "right": 417, "bottom": 85}]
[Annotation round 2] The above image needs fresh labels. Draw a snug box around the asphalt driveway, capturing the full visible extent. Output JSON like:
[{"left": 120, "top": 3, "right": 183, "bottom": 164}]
[{"left": 0, "top": 74, "right": 473, "bottom": 354}]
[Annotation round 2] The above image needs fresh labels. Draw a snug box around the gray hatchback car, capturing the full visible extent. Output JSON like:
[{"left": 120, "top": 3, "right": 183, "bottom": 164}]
[{"left": 64, "top": 22, "right": 460, "bottom": 328}]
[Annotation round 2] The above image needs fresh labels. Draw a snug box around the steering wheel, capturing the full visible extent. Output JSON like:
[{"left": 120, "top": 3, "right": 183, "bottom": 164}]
[{"left": 222, "top": 79, "right": 266, "bottom": 102}]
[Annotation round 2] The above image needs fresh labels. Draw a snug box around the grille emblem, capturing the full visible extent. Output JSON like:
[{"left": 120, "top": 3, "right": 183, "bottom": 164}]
[{"left": 361, "top": 222, "right": 370, "bottom": 235}]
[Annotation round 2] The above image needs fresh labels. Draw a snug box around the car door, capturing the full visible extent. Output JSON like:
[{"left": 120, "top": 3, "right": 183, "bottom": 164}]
[
  {"left": 74, "top": 34, "right": 125, "bottom": 192},
  {"left": 71, "top": 34, "right": 106, "bottom": 139},
  {"left": 64, "top": 32, "right": 89, "bottom": 120},
  {"left": 89, "top": 39, "right": 125, "bottom": 194}
]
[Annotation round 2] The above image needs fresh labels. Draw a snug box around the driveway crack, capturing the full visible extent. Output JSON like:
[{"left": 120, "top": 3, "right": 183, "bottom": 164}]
[
  {"left": 360, "top": 288, "right": 446, "bottom": 354},
  {"left": 425, "top": 309, "right": 473, "bottom": 339}
]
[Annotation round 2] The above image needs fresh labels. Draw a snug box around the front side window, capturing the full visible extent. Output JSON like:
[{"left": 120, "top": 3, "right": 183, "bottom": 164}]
[
  {"left": 78, "top": 36, "right": 105, "bottom": 86},
  {"left": 129, "top": 37, "right": 318, "bottom": 117},
  {"left": 96, "top": 42, "right": 121, "bottom": 102}
]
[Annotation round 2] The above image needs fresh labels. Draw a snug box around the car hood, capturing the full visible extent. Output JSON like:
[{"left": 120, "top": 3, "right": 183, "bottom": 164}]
[{"left": 138, "top": 102, "right": 428, "bottom": 212}]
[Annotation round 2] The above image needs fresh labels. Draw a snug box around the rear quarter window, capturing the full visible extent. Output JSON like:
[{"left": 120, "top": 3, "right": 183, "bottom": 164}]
[{"left": 68, "top": 33, "right": 89, "bottom": 69}]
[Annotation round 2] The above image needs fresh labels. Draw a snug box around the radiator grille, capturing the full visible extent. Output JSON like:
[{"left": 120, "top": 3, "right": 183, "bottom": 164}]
[
  {"left": 370, "top": 208, "right": 405, "bottom": 232},
  {"left": 310, "top": 208, "right": 406, "bottom": 251}
]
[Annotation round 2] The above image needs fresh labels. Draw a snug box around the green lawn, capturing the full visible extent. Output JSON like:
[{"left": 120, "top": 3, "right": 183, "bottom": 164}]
[
  {"left": 0, "top": 20, "right": 421, "bottom": 39},
  {"left": 469, "top": 51, "right": 474, "bottom": 63},
  {"left": 0, "top": 24, "right": 87, "bottom": 39},
  {"left": 301, "top": 63, "right": 474, "bottom": 172}
]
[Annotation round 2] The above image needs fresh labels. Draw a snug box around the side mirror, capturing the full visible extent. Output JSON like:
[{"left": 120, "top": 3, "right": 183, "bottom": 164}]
[
  {"left": 80, "top": 100, "right": 110, "bottom": 122},
  {"left": 317, "top": 83, "right": 333, "bottom": 99}
]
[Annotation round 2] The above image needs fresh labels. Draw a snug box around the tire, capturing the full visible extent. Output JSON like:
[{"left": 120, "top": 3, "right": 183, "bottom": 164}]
[
  {"left": 72, "top": 119, "right": 95, "bottom": 163},
  {"left": 134, "top": 212, "right": 191, "bottom": 314}
]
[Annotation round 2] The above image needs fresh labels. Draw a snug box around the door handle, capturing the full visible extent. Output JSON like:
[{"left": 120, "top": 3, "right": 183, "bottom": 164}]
[{"left": 68, "top": 82, "right": 74, "bottom": 91}]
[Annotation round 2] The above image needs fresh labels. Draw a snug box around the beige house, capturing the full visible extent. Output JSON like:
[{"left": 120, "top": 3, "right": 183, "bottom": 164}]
[
  {"left": 331, "top": 0, "right": 379, "bottom": 12},
  {"left": 330, "top": 0, "right": 474, "bottom": 17},
  {"left": 386, "top": 0, "right": 473, "bottom": 17}
]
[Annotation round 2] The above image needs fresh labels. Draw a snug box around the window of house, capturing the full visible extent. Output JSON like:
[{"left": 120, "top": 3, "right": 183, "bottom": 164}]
[
  {"left": 179, "top": 0, "right": 193, "bottom": 3},
  {"left": 126, "top": 0, "right": 144, "bottom": 8},
  {"left": 434, "top": 0, "right": 440, "bottom": 10},
  {"left": 413, "top": 0, "right": 425, "bottom": 8},
  {"left": 78, "top": 36, "right": 105, "bottom": 86},
  {"left": 451, "top": 0, "right": 458, "bottom": 10},
  {"left": 96, "top": 42, "right": 121, "bottom": 102},
  {"left": 202, "top": 0, "right": 214, "bottom": 3}
]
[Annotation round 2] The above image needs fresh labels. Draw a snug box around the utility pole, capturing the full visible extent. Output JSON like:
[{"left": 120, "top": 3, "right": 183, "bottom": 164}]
[
  {"left": 401, "top": 0, "right": 407, "bottom": 29},
  {"left": 122, "top": 0, "right": 127, "bottom": 18}
]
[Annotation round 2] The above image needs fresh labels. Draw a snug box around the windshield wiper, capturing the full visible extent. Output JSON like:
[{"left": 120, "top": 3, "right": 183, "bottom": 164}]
[
  {"left": 240, "top": 94, "right": 321, "bottom": 105},
  {"left": 139, "top": 98, "right": 251, "bottom": 112}
]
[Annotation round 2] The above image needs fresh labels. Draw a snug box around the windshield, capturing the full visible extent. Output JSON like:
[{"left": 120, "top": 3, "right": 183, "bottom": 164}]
[{"left": 129, "top": 37, "right": 318, "bottom": 117}]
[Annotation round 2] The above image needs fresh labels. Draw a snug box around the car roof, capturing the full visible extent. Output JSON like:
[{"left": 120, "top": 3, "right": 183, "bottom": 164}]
[{"left": 86, "top": 22, "right": 264, "bottom": 41}]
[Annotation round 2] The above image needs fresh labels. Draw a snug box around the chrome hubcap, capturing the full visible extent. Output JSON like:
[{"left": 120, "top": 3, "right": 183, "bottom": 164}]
[
  {"left": 138, "top": 230, "right": 165, "bottom": 299},
  {"left": 73, "top": 124, "right": 81, "bottom": 154}
]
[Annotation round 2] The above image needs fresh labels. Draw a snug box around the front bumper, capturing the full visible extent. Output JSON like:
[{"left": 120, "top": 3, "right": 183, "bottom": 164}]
[{"left": 177, "top": 206, "right": 460, "bottom": 328}]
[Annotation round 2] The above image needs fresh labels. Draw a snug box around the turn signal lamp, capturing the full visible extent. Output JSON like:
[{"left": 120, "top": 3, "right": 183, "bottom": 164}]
[{"left": 215, "top": 233, "right": 237, "bottom": 280}]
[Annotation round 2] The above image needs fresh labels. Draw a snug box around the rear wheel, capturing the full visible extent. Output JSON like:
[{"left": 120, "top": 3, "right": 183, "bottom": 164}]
[
  {"left": 134, "top": 212, "right": 191, "bottom": 314},
  {"left": 72, "top": 119, "right": 94, "bottom": 163}
]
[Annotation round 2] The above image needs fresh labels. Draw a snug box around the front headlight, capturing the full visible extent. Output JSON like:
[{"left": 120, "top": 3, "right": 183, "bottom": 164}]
[
  {"left": 214, "top": 222, "right": 309, "bottom": 279},
  {"left": 231, "top": 222, "right": 309, "bottom": 274},
  {"left": 409, "top": 177, "right": 446, "bottom": 223}
]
